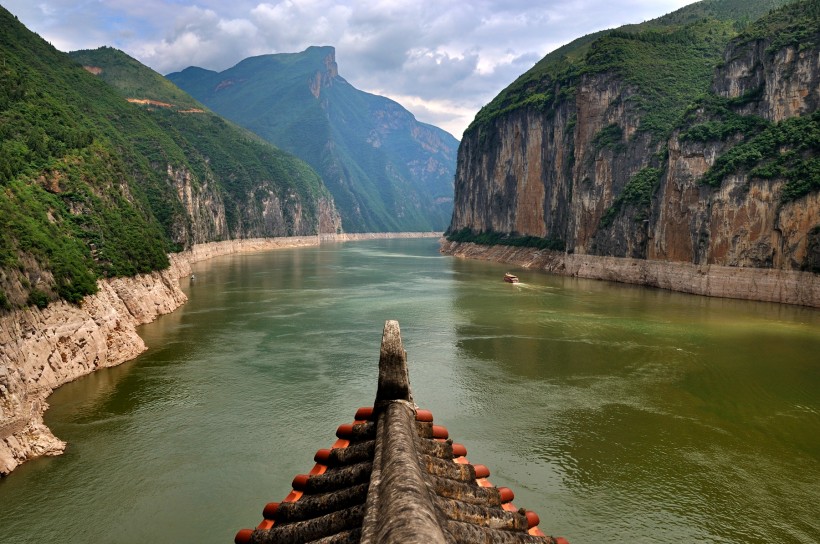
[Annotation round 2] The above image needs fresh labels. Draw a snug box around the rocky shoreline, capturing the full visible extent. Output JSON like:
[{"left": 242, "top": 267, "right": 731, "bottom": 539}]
[
  {"left": 0, "top": 233, "right": 439, "bottom": 476},
  {"left": 440, "top": 241, "right": 820, "bottom": 308}
]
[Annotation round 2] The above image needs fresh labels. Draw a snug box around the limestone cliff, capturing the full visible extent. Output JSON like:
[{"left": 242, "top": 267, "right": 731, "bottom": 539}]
[
  {"left": 168, "top": 163, "right": 341, "bottom": 245},
  {"left": 447, "top": 1, "right": 819, "bottom": 300},
  {"left": 0, "top": 255, "right": 190, "bottom": 475}
]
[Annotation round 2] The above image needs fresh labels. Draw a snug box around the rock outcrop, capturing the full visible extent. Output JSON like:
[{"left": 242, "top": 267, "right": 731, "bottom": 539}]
[
  {"left": 0, "top": 236, "right": 320, "bottom": 476},
  {"left": 0, "top": 255, "right": 190, "bottom": 475}
]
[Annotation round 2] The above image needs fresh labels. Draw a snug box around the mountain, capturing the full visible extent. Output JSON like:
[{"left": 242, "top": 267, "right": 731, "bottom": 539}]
[
  {"left": 68, "top": 46, "right": 341, "bottom": 239},
  {"left": 0, "top": 8, "right": 338, "bottom": 311},
  {"left": 447, "top": 0, "right": 819, "bottom": 273},
  {"left": 167, "top": 46, "right": 458, "bottom": 233}
]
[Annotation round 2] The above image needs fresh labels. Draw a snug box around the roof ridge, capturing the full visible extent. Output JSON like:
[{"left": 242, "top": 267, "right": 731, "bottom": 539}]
[{"left": 235, "top": 320, "right": 570, "bottom": 544}]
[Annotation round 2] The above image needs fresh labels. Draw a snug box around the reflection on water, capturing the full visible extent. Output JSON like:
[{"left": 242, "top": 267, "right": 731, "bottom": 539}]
[{"left": 1, "top": 239, "right": 818, "bottom": 543}]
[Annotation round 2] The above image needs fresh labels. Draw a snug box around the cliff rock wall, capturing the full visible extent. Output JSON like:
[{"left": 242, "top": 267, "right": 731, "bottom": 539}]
[
  {"left": 168, "top": 166, "right": 340, "bottom": 248},
  {"left": 450, "top": 34, "right": 819, "bottom": 284},
  {"left": 0, "top": 255, "right": 190, "bottom": 475}
]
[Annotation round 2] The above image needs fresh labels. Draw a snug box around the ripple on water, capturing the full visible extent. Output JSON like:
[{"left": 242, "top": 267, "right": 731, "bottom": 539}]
[{"left": 2, "top": 239, "right": 818, "bottom": 544}]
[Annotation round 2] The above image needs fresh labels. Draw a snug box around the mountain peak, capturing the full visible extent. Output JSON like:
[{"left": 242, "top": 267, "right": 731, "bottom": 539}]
[
  {"left": 306, "top": 46, "right": 339, "bottom": 98},
  {"left": 169, "top": 46, "right": 458, "bottom": 232}
]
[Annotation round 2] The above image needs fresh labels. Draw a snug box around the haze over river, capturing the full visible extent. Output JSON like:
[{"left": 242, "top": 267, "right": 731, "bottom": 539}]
[{"left": 1, "top": 238, "right": 818, "bottom": 543}]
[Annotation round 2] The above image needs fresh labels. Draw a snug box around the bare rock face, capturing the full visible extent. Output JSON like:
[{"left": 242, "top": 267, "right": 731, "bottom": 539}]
[
  {"left": 168, "top": 165, "right": 228, "bottom": 245},
  {"left": 167, "top": 164, "right": 337, "bottom": 246},
  {"left": 650, "top": 36, "right": 820, "bottom": 269},
  {"left": 713, "top": 39, "right": 819, "bottom": 122},
  {"left": 0, "top": 256, "right": 191, "bottom": 475},
  {"left": 450, "top": 33, "right": 819, "bottom": 287}
]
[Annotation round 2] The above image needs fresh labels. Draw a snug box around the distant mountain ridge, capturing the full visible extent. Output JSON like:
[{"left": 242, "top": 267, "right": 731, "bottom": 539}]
[{"left": 168, "top": 46, "right": 458, "bottom": 233}]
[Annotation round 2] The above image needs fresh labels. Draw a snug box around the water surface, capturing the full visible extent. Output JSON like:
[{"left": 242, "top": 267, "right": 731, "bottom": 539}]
[{"left": 1, "top": 239, "right": 818, "bottom": 543}]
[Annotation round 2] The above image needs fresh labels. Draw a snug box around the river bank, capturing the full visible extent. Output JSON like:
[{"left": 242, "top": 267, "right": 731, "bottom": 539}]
[
  {"left": 0, "top": 233, "right": 439, "bottom": 475},
  {"left": 440, "top": 240, "right": 820, "bottom": 308}
]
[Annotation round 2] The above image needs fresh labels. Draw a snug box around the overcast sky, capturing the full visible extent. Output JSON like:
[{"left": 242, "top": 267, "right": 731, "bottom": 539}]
[{"left": 4, "top": 0, "right": 697, "bottom": 138}]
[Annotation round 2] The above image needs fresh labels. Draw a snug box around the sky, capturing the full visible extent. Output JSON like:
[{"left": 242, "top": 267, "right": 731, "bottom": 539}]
[{"left": 3, "top": 0, "right": 697, "bottom": 138}]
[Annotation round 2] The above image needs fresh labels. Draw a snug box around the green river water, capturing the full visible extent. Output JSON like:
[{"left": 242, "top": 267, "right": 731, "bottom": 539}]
[{"left": 0, "top": 238, "right": 818, "bottom": 543}]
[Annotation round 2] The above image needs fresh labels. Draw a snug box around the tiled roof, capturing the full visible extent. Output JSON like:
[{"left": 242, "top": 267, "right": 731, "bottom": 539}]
[{"left": 235, "top": 320, "right": 569, "bottom": 544}]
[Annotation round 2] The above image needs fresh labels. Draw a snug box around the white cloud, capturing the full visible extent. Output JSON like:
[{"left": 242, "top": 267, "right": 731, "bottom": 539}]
[{"left": 3, "top": 0, "right": 699, "bottom": 137}]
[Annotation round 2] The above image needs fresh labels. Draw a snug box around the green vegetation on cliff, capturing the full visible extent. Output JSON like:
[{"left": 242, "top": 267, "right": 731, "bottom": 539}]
[
  {"left": 699, "top": 110, "right": 820, "bottom": 200},
  {"left": 737, "top": 0, "right": 820, "bottom": 50},
  {"left": 599, "top": 167, "right": 663, "bottom": 228},
  {"left": 1, "top": 9, "right": 171, "bottom": 305},
  {"left": 70, "top": 47, "right": 203, "bottom": 110},
  {"left": 467, "top": 0, "right": 792, "bottom": 139},
  {"left": 685, "top": 1, "right": 820, "bottom": 201},
  {"left": 71, "top": 47, "right": 331, "bottom": 240}
]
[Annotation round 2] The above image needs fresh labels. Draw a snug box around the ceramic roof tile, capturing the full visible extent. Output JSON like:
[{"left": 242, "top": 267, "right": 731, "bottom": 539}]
[{"left": 236, "top": 321, "right": 569, "bottom": 544}]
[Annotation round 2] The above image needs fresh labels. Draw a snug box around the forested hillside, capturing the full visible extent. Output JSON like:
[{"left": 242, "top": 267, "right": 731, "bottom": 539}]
[{"left": 0, "top": 9, "right": 337, "bottom": 311}]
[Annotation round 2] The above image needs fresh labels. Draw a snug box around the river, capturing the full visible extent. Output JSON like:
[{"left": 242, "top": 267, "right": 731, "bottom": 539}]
[{"left": 0, "top": 238, "right": 818, "bottom": 543}]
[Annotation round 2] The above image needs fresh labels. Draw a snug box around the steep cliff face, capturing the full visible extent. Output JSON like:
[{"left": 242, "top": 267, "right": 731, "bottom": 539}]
[
  {"left": 450, "top": 0, "right": 819, "bottom": 280},
  {"left": 452, "top": 71, "right": 660, "bottom": 258},
  {"left": 168, "top": 165, "right": 228, "bottom": 245},
  {"left": 651, "top": 31, "right": 820, "bottom": 269},
  {"left": 714, "top": 38, "right": 819, "bottom": 122}
]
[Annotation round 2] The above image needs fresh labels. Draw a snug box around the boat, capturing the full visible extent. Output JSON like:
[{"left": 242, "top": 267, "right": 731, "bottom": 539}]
[{"left": 504, "top": 273, "right": 519, "bottom": 283}]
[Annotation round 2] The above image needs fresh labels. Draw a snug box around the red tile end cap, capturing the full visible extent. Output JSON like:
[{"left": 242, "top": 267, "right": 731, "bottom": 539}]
[
  {"left": 292, "top": 474, "right": 309, "bottom": 491},
  {"left": 355, "top": 406, "right": 374, "bottom": 420},
  {"left": 415, "top": 409, "right": 434, "bottom": 422},
  {"left": 314, "top": 448, "right": 332, "bottom": 464},
  {"left": 525, "top": 510, "right": 540, "bottom": 529},
  {"left": 234, "top": 529, "right": 253, "bottom": 544},
  {"left": 452, "top": 443, "right": 467, "bottom": 457},
  {"left": 555, "top": 538, "right": 570, "bottom": 544},
  {"left": 498, "top": 486, "right": 515, "bottom": 503},
  {"left": 262, "top": 502, "right": 279, "bottom": 520},
  {"left": 473, "top": 464, "right": 490, "bottom": 479},
  {"left": 432, "top": 425, "right": 449, "bottom": 439},
  {"left": 336, "top": 423, "right": 354, "bottom": 438}
]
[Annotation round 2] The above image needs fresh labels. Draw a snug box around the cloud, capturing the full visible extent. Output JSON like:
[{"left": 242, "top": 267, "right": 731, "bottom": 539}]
[{"left": 3, "top": 0, "right": 698, "bottom": 137}]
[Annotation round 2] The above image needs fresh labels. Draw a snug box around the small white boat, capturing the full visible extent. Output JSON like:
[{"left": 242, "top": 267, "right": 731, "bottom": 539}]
[{"left": 503, "top": 273, "right": 519, "bottom": 283}]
